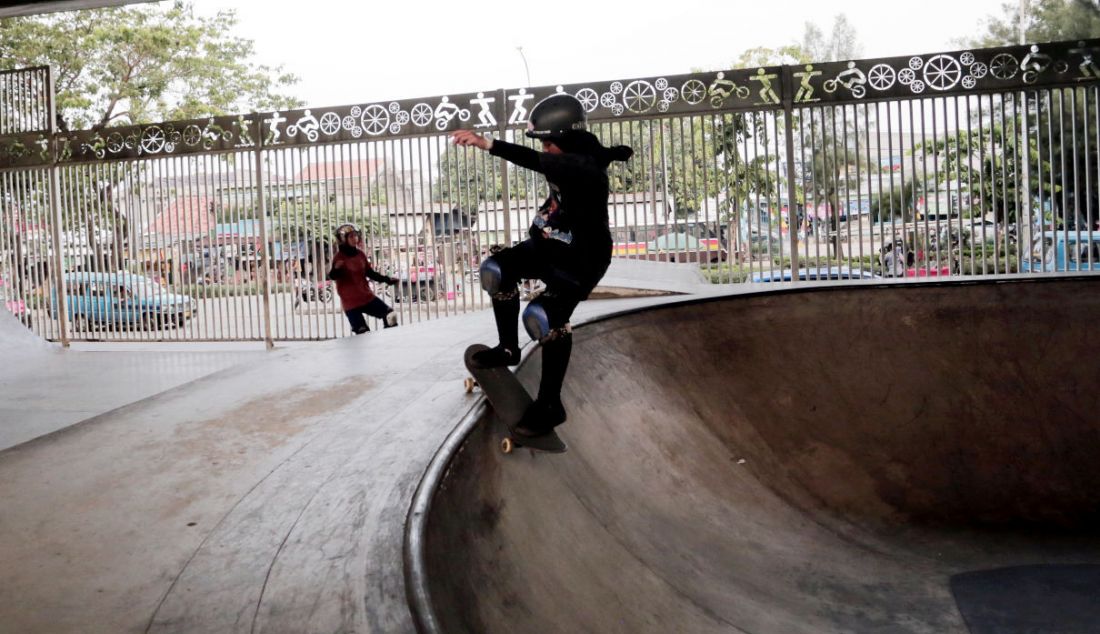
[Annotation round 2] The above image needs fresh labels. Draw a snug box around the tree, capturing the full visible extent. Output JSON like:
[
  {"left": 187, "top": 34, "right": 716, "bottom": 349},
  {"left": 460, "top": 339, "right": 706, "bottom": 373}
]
[
  {"left": 741, "top": 17, "right": 867, "bottom": 259},
  {"left": 802, "top": 14, "right": 864, "bottom": 62},
  {"left": 938, "top": 0, "right": 1100, "bottom": 239},
  {"left": 1, "top": 2, "right": 302, "bottom": 275},
  {"left": 971, "top": 0, "right": 1100, "bottom": 47},
  {"left": 273, "top": 204, "right": 388, "bottom": 275},
  {"left": 0, "top": 1, "right": 301, "bottom": 130}
]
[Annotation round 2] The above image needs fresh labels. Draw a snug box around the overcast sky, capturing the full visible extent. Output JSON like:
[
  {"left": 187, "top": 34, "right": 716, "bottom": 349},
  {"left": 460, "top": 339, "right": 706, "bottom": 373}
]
[{"left": 192, "top": 0, "right": 1012, "bottom": 108}]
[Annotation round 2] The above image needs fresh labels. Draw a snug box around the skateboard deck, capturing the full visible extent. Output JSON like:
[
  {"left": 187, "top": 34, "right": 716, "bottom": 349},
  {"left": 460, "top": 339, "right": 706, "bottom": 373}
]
[{"left": 463, "top": 344, "right": 566, "bottom": 454}]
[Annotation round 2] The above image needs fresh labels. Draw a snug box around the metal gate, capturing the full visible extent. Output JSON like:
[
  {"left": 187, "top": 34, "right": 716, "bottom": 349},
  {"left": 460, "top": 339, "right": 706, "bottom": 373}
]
[{"left": 2, "top": 39, "right": 1098, "bottom": 344}]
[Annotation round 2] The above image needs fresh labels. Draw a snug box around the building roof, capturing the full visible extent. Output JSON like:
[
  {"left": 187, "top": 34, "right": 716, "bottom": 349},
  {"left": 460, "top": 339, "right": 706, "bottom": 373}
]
[
  {"left": 147, "top": 196, "right": 216, "bottom": 240},
  {"left": 295, "top": 159, "right": 384, "bottom": 183}
]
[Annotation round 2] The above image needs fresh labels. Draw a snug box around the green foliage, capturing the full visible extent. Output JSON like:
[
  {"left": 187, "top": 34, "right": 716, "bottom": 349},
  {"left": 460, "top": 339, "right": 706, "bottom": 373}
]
[
  {"left": 915, "top": 120, "right": 1058, "bottom": 224},
  {"left": 271, "top": 203, "right": 388, "bottom": 249},
  {"left": 433, "top": 142, "right": 530, "bottom": 206},
  {"left": 0, "top": 1, "right": 301, "bottom": 129},
  {"left": 870, "top": 179, "right": 919, "bottom": 224},
  {"left": 971, "top": 0, "right": 1100, "bottom": 47}
]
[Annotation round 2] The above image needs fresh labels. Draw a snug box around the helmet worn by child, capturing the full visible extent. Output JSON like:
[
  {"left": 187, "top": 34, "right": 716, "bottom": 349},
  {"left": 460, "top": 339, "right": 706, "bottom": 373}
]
[{"left": 335, "top": 223, "right": 360, "bottom": 245}]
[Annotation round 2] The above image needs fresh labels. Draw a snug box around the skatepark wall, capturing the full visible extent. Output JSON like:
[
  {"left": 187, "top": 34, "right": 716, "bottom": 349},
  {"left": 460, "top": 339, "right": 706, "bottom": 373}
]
[{"left": 411, "top": 275, "right": 1100, "bottom": 633}]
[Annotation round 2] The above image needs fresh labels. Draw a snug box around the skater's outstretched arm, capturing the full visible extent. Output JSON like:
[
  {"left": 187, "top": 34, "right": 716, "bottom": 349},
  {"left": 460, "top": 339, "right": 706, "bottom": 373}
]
[
  {"left": 453, "top": 131, "right": 537, "bottom": 170},
  {"left": 452, "top": 130, "right": 585, "bottom": 181}
]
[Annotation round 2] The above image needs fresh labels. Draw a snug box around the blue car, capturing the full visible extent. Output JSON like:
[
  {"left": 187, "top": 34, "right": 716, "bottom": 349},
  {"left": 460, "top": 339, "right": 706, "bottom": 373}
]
[
  {"left": 54, "top": 272, "right": 196, "bottom": 331},
  {"left": 751, "top": 266, "right": 881, "bottom": 282},
  {"left": 1021, "top": 231, "right": 1100, "bottom": 272}
]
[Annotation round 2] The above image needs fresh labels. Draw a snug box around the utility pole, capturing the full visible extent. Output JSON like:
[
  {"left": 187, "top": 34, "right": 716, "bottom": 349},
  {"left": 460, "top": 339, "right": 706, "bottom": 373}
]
[
  {"left": 1018, "top": 0, "right": 1028, "bottom": 45},
  {"left": 516, "top": 47, "right": 531, "bottom": 86}
]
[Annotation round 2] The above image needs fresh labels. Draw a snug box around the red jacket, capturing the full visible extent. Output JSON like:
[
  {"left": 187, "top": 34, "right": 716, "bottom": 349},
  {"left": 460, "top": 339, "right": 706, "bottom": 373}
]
[{"left": 329, "top": 248, "right": 391, "bottom": 309}]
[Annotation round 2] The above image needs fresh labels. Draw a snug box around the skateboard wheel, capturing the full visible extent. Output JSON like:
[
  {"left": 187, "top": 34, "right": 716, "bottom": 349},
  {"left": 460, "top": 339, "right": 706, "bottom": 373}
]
[
  {"left": 501, "top": 438, "right": 514, "bottom": 454},
  {"left": 463, "top": 377, "right": 476, "bottom": 393}
]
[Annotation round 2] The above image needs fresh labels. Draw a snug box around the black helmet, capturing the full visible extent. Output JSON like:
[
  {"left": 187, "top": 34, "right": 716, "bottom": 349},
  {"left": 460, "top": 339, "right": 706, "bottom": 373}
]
[
  {"left": 335, "top": 223, "right": 360, "bottom": 244},
  {"left": 525, "top": 94, "right": 586, "bottom": 140}
]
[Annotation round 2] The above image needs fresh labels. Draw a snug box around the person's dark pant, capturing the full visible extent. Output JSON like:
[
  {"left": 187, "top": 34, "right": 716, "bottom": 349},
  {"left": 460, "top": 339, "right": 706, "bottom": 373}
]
[
  {"left": 345, "top": 297, "right": 395, "bottom": 334},
  {"left": 485, "top": 239, "right": 607, "bottom": 411}
]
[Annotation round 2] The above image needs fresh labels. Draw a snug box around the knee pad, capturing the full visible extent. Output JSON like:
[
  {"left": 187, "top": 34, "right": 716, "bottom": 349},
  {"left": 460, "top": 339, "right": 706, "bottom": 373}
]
[
  {"left": 522, "top": 300, "right": 551, "bottom": 341},
  {"left": 479, "top": 259, "right": 503, "bottom": 294},
  {"left": 523, "top": 300, "right": 572, "bottom": 342}
]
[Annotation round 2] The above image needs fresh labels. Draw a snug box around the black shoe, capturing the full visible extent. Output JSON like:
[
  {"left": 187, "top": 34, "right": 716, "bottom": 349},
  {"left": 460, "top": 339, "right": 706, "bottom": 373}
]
[
  {"left": 515, "top": 399, "right": 566, "bottom": 436},
  {"left": 470, "top": 345, "right": 520, "bottom": 368}
]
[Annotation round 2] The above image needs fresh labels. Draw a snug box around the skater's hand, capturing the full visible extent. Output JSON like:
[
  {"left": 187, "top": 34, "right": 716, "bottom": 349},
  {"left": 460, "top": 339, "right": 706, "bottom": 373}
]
[{"left": 451, "top": 130, "right": 492, "bottom": 151}]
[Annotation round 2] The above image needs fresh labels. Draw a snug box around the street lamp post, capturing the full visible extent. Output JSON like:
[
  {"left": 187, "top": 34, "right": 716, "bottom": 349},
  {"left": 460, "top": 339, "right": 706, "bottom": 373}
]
[{"left": 516, "top": 46, "right": 531, "bottom": 87}]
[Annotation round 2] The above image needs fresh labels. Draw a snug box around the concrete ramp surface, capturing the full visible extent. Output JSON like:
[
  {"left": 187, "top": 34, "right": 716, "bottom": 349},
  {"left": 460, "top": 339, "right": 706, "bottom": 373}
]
[{"left": 418, "top": 277, "right": 1100, "bottom": 633}]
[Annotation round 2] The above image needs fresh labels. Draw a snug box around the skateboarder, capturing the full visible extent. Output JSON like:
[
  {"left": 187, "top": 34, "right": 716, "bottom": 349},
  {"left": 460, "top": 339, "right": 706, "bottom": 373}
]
[
  {"left": 327, "top": 223, "right": 399, "bottom": 334},
  {"left": 451, "top": 94, "right": 633, "bottom": 438}
]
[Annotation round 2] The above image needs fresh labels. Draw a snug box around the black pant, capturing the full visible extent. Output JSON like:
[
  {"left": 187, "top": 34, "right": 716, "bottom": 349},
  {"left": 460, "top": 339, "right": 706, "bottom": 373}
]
[
  {"left": 344, "top": 297, "right": 394, "bottom": 334},
  {"left": 491, "top": 238, "right": 606, "bottom": 328},
  {"left": 487, "top": 239, "right": 608, "bottom": 409}
]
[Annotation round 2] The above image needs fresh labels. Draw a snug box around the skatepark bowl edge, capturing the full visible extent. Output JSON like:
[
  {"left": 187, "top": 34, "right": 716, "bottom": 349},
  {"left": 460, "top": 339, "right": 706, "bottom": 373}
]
[{"left": 408, "top": 275, "right": 1100, "bottom": 634}]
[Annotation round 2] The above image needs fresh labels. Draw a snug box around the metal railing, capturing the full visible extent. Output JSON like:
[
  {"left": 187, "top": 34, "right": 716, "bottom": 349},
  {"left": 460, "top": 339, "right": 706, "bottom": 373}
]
[{"left": 1, "top": 39, "right": 1098, "bottom": 343}]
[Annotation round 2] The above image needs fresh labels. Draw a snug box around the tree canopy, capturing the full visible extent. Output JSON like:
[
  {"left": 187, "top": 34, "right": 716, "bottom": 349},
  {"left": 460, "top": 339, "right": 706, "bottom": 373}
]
[
  {"left": 972, "top": 0, "right": 1100, "bottom": 47},
  {"left": 0, "top": 1, "right": 302, "bottom": 130}
]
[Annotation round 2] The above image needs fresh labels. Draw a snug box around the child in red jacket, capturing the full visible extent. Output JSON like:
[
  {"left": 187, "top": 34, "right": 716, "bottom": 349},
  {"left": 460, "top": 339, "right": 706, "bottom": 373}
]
[{"left": 328, "top": 223, "right": 399, "bottom": 334}]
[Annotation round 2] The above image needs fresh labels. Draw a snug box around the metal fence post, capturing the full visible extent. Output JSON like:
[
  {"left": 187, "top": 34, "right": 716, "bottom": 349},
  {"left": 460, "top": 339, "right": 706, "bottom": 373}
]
[
  {"left": 253, "top": 114, "right": 273, "bottom": 349},
  {"left": 781, "top": 66, "right": 800, "bottom": 274},
  {"left": 496, "top": 89, "right": 511, "bottom": 244},
  {"left": 45, "top": 67, "right": 69, "bottom": 347}
]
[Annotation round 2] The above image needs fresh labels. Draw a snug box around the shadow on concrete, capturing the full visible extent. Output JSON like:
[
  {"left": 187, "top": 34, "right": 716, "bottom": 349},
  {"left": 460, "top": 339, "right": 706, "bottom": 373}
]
[{"left": 951, "top": 564, "right": 1100, "bottom": 634}]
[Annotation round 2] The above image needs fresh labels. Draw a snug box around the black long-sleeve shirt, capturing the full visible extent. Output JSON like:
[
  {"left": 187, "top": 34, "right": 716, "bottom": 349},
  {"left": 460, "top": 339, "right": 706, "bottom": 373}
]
[{"left": 489, "top": 140, "right": 614, "bottom": 267}]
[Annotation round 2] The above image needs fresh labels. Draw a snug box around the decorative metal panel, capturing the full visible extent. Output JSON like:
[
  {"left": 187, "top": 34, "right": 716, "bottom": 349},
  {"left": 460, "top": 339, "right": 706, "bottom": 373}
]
[
  {"left": 801, "top": 39, "right": 1100, "bottom": 104},
  {"left": 57, "top": 113, "right": 257, "bottom": 164}
]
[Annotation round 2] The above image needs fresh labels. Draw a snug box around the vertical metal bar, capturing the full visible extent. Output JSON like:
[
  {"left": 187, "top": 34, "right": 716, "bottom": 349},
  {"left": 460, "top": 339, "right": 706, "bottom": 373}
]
[
  {"left": 804, "top": 107, "right": 815, "bottom": 268},
  {"left": 848, "top": 104, "right": 861, "bottom": 271},
  {"left": 1061, "top": 89, "right": 1072, "bottom": 270},
  {"left": 1010, "top": 92, "right": 1024, "bottom": 271},
  {"left": 952, "top": 96, "right": 965, "bottom": 276},
  {"left": 252, "top": 116, "right": 273, "bottom": 348},
  {"left": 1086, "top": 87, "right": 1096, "bottom": 268},
  {"left": 809, "top": 107, "right": 822, "bottom": 267},
  {"left": 1044, "top": 89, "right": 1057, "bottom": 273},
  {"left": 831, "top": 104, "right": 843, "bottom": 269},
  {"left": 46, "top": 67, "right": 69, "bottom": 346}
]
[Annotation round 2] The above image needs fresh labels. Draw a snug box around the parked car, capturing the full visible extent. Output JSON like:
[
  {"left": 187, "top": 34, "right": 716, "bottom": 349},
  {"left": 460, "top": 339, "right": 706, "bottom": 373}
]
[
  {"left": 1020, "top": 231, "right": 1100, "bottom": 272},
  {"left": 751, "top": 266, "right": 881, "bottom": 282},
  {"left": 52, "top": 271, "right": 196, "bottom": 331}
]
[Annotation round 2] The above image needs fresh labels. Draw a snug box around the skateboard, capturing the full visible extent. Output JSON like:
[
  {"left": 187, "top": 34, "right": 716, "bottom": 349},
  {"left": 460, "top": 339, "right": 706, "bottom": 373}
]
[{"left": 463, "top": 344, "right": 567, "bottom": 454}]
